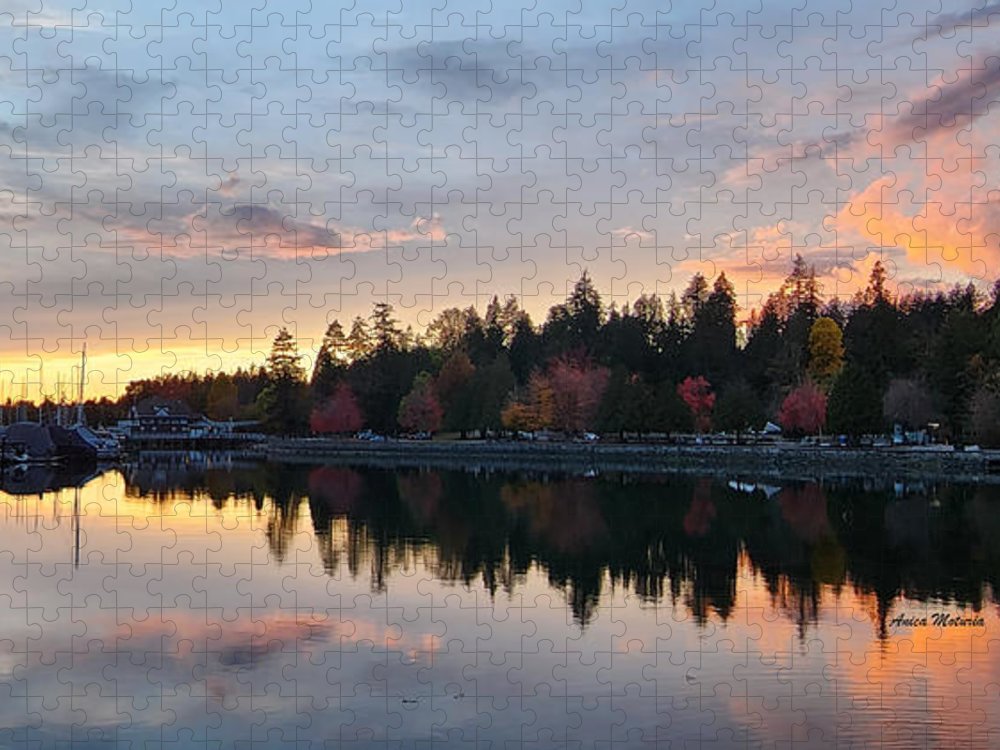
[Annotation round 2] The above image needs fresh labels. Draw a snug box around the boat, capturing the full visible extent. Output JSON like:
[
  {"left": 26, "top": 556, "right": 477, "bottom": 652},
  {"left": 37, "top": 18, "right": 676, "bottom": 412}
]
[
  {"left": 0, "top": 348, "right": 122, "bottom": 465},
  {"left": 1, "top": 422, "right": 61, "bottom": 463},
  {"left": 68, "top": 424, "right": 121, "bottom": 460},
  {"left": 58, "top": 345, "right": 121, "bottom": 461}
]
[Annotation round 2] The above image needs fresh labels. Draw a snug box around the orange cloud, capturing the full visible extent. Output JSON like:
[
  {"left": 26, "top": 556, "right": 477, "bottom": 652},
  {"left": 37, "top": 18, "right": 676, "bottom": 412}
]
[
  {"left": 837, "top": 172, "right": 996, "bottom": 281},
  {"left": 835, "top": 58, "right": 1000, "bottom": 282}
]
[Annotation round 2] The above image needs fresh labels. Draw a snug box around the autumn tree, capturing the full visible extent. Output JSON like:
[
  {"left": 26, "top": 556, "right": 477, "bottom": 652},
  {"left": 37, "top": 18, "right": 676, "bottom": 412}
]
[
  {"left": 310, "top": 382, "right": 364, "bottom": 434},
  {"left": 545, "top": 356, "right": 610, "bottom": 433},
  {"left": 435, "top": 351, "right": 477, "bottom": 434},
  {"left": 777, "top": 381, "right": 827, "bottom": 436},
  {"left": 677, "top": 376, "right": 715, "bottom": 433},
  {"left": 807, "top": 317, "right": 844, "bottom": 389},
  {"left": 398, "top": 372, "right": 443, "bottom": 434},
  {"left": 500, "top": 401, "right": 535, "bottom": 433},
  {"left": 523, "top": 370, "right": 555, "bottom": 430},
  {"left": 501, "top": 370, "right": 554, "bottom": 432}
]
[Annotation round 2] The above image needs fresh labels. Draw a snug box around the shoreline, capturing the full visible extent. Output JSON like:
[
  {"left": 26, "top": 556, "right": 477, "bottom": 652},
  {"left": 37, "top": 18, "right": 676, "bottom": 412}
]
[{"left": 257, "top": 437, "right": 1000, "bottom": 484}]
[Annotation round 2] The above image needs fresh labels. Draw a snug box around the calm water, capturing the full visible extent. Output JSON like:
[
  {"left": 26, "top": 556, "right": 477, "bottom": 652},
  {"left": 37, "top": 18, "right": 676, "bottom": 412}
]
[{"left": 0, "top": 457, "right": 997, "bottom": 748}]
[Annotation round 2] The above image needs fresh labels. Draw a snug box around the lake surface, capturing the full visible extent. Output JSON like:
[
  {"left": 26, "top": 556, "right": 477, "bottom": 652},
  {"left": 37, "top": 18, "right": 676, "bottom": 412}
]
[{"left": 0, "top": 457, "right": 997, "bottom": 748}]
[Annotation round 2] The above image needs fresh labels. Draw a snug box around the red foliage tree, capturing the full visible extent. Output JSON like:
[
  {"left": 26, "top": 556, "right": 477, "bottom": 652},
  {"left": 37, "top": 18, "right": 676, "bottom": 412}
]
[
  {"left": 310, "top": 382, "right": 364, "bottom": 434},
  {"left": 546, "top": 356, "right": 610, "bottom": 433},
  {"left": 398, "top": 372, "right": 443, "bottom": 434},
  {"left": 778, "top": 381, "right": 827, "bottom": 435},
  {"left": 677, "top": 376, "right": 715, "bottom": 433}
]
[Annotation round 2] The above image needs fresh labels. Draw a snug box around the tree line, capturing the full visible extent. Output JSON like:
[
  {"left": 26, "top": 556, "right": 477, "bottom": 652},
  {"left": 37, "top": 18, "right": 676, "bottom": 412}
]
[{"left": 67, "top": 256, "right": 1000, "bottom": 445}]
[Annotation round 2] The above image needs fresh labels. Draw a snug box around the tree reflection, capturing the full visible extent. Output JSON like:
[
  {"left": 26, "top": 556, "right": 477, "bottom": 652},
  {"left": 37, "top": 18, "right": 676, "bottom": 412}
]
[{"left": 121, "top": 461, "right": 1000, "bottom": 633}]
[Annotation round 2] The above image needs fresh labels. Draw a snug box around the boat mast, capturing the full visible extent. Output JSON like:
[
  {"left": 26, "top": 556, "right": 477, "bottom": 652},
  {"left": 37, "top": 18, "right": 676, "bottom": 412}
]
[{"left": 76, "top": 345, "right": 86, "bottom": 426}]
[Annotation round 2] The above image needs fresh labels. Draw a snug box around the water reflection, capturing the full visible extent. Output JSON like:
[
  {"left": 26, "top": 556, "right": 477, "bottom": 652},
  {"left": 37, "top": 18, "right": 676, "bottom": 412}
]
[
  {"left": 0, "top": 459, "right": 997, "bottom": 748},
  {"left": 125, "top": 460, "right": 996, "bottom": 636}
]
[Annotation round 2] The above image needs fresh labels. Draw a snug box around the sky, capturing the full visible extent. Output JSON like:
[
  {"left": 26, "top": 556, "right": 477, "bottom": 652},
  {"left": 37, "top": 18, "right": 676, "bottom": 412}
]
[{"left": 1, "top": 0, "right": 999, "bottom": 397}]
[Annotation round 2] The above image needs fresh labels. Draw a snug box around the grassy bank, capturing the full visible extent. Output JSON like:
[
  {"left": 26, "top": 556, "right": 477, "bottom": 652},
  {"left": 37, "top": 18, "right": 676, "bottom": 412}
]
[{"left": 258, "top": 437, "right": 1000, "bottom": 484}]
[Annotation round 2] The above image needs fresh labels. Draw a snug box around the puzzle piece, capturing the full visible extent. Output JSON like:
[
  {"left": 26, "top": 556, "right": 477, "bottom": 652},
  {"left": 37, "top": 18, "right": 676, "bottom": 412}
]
[{"left": 1, "top": 0, "right": 1000, "bottom": 747}]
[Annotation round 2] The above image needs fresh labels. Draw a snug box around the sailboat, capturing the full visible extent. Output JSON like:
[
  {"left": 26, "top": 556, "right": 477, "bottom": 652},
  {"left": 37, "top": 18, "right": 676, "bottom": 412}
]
[
  {"left": 70, "top": 346, "right": 121, "bottom": 460},
  {"left": 51, "top": 346, "right": 122, "bottom": 461}
]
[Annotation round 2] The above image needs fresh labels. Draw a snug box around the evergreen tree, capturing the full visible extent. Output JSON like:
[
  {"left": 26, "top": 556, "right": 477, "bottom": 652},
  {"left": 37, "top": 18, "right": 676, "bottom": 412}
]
[
  {"left": 509, "top": 315, "right": 541, "bottom": 384},
  {"left": 681, "top": 273, "right": 710, "bottom": 326},
  {"left": 545, "top": 271, "right": 605, "bottom": 354},
  {"left": 205, "top": 373, "right": 239, "bottom": 420},
  {"left": 346, "top": 316, "right": 371, "bottom": 361},
  {"left": 256, "top": 328, "right": 309, "bottom": 434},
  {"left": 312, "top": 320, "right": 348, "bottom": 399},
  {"left": 688, "top": 272, "right": 738, "bottom": 383},
  {"left": 715, "top": 380, "right": 763, "bottom": 442},
  {"left": 370, "top": 302, "right": 402, "bottom": 352},
  {"left": 827, "top": 363, "right": 882, "bottom": 438},
  {"left": 471, "top": 354, "right": 517, "bottom": 435}
]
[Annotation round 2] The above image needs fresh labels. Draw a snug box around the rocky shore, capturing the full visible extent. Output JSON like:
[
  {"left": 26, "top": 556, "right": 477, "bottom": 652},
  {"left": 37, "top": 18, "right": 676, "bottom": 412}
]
[{"left": 259, "top": 437, "right": 1000, "bottom": 484}]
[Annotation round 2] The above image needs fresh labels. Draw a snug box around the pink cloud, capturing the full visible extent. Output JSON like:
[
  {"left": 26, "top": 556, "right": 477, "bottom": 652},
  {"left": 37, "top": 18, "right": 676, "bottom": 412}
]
[{"left": 106, "top": 204, "right": 449, "bottom": 261}]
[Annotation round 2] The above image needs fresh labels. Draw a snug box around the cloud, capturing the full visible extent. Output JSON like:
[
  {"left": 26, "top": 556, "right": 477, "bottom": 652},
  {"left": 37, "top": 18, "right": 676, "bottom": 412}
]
[
  {"left": 893, "top": 56, "right": 1000, "bottom": 142},
  {"left": 829, "top": 56, "right": 1000, "bottom": 282},
  {"left": 107, "top": 201, "right": 454, "bottom": 261},
  {"left": 836, "top": 176, "right": 997, "bottom": 280},
  {"left": 106, "top": 202, "right": 341, "bottom": 260},
  {"left": 225, "top": 204, "right": 338, "bottom": 249},
  {"left": 927, "top": 3, "right": 1000, "bottom": 35}
]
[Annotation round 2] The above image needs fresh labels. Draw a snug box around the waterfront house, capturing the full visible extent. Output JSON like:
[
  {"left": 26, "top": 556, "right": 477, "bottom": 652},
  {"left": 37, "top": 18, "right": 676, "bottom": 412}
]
[{"left": 114, "top": 397, "right": 259, "bottom": 449}]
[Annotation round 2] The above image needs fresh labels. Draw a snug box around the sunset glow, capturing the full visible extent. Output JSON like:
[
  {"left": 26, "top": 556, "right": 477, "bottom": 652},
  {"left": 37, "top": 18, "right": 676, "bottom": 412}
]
[{"left": 2, "top": 1, "right": 998, "bottom": 393}]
